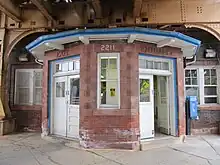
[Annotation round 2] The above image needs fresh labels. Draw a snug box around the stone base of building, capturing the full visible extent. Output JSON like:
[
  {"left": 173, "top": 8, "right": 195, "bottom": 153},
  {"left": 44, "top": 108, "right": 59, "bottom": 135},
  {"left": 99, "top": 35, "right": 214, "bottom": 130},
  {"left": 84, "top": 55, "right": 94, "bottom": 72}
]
[
  {"left": 0, "top": 118, "right": 15, "bottom": 135},
  {"left": 191, "top": 127, "right": 219, "bottom": 135},
  {"left": 80, "top": 140, "right": 140, "bottom": 150}
]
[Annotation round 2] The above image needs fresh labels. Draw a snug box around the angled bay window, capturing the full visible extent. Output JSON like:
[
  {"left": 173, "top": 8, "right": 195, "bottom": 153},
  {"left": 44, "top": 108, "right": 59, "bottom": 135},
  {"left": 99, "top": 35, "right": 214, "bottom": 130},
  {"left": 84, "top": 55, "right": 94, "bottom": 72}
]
[
  {"left": 98, "top": 53, "right": 120, "bottom": 108},
  {"left": 15, "top": 69, "right": 43, "bottom": 105},
  {"left": 184, "top": 67, "right": 218, "bottom": 104}
]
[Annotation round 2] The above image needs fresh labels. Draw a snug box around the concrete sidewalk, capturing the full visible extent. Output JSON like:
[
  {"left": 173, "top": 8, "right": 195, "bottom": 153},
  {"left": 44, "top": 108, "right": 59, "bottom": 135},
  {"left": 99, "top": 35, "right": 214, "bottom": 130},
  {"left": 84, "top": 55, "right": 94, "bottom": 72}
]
[{"left": 0, "top": 133, "right": 220, "bottom": 165}]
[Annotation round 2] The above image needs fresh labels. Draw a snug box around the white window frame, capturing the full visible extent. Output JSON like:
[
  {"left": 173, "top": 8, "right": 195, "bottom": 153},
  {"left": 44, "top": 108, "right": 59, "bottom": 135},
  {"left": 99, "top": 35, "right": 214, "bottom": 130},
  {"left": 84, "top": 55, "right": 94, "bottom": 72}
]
[
  {"left": 184, "top": 66, "right": 218, "bottom": 105},
  {"left": 14, "top": 69, "right": 43, "bottom": 105},
  {"left": 184, "top": 68, "right": 200, "bottom": 101},
  {"left": 97, "top": 53, "right": 120, "bottom": 109},
  {"left": 203, "top": 68, "right": 218, "bottom": 103},
  {"left": 53, "top": 58, "right": 80, "bottom": 77}
]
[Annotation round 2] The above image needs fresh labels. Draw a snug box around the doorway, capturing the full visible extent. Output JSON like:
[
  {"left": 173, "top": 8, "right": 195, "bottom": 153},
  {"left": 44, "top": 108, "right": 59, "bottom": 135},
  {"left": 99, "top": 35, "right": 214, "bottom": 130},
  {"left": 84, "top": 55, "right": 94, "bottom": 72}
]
[
  {"left": 139, "top": 74, "right": 173, "bottom": 140},
  {"left": 154, "top": 76, "right": 170, "bottom": 138},
  {"left": 52, "top": 75, "right": 80, "bottom": 139}
]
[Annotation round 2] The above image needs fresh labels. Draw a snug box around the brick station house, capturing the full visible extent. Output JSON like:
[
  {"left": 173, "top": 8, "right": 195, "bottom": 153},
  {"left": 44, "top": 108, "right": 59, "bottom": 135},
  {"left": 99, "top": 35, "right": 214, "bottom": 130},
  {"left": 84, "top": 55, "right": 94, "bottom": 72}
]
[{"left": 12, "top": 27, "right": 201, "bottom": 149}]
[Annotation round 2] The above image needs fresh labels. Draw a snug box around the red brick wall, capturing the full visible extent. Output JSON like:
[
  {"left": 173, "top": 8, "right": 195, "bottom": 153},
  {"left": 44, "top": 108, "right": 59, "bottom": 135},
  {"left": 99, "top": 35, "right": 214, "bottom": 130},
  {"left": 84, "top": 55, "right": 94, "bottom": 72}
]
[
  {"left": 9, "top": 62, "right": 42, "bottom": 131},
  {"left": 43, "top": 42, "right": 183, "bottom": 149}
]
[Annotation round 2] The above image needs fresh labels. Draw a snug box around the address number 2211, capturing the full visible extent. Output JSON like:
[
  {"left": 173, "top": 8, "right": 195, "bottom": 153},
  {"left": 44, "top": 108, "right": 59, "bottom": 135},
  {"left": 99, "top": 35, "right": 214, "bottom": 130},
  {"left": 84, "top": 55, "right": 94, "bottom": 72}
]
[{"left": 100, "top": 45, "right": 115, "bottom": 51}]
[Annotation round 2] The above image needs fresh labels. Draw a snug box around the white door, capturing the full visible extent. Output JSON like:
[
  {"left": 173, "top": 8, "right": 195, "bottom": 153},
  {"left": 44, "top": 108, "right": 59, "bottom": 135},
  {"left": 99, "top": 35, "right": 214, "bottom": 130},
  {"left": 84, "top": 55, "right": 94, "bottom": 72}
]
[
  {"left": 139, "top": 74, "right": 154, "bottom": 139},
  {"left": 53, "top": 76, "right": 67, "bottom": 136},
  {"left": 67, "top": 75, "right": 80, "bottom": 138},
  {"left": 157, "top": 76, "right": 170, "bottom": 134}
]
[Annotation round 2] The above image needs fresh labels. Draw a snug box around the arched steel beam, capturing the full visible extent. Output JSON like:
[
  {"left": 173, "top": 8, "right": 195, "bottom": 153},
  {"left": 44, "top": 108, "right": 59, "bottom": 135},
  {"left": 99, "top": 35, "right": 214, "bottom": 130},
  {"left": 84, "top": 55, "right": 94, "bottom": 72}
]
[
  {"left": 3, "top": 28, "right": 47, "bottom": 117},
  {"left": 184, "top": 24, "right": 220, "bottom": 41}
]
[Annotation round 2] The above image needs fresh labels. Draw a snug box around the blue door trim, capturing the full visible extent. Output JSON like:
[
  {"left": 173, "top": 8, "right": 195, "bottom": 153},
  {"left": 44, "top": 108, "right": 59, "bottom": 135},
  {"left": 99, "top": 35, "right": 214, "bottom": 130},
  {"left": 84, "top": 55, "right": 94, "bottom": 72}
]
[
  {"left": 47, "top": 55, "right": 80, "bottom": 133},
  {"left": 139, "top": 54, "right": 179, "bottom": 136}
]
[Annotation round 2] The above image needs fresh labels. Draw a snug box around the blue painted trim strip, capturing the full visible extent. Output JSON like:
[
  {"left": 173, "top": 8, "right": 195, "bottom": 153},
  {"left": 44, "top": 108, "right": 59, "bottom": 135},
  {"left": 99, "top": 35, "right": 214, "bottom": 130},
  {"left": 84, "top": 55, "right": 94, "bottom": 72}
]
[
  {"left": 48, "top": 55, "right": 80, "bottom": 133},
  {"left": 173, "top": 59, "right": 179, "bottom": 136},
  {"left": 139, "top": 53, "right": 179, "bottom": 136},
  {"left": 26, "top": 27, "right": 201, "bottom": 51},
  {"left": 48, "top": 61, "right": 52, "bottom": 130}
]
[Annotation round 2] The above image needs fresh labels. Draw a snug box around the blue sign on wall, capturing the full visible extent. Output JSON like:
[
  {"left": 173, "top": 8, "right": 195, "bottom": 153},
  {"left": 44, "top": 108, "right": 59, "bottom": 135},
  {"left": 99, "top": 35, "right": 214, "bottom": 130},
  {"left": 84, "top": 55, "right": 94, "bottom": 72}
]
[{"left": 187, "top": 96, "right": 198, "bottom": 119}]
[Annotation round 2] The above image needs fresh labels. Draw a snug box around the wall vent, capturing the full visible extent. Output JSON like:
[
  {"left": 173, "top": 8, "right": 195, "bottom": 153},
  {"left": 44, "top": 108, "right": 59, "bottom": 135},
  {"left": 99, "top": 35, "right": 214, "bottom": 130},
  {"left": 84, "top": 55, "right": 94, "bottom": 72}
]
[
  {"left": 88, "top": 19, "right": 94, "bottom": 24},
  {"left": 58, "top": 20, "right": 65, "bottom": 25},
  {"left": 141, "top": 17, "right": 148, "bottom": 22}
]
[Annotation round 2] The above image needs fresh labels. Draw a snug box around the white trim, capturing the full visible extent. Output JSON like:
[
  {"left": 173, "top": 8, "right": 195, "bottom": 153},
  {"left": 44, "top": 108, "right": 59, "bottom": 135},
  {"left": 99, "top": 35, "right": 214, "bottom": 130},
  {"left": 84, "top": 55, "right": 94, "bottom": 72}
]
[
  {"left": 184, "top": 67, "right": 218, "bottom": 104},
  {"left": 53, "top": 70, "right": 80, "bottom": 77},
  {"left": 45, "top": 42, "right": 64, "bottom": 50},
  {"left": 157, "top": 38, "right": 176, "bottom": 48},
  {"left": 138, "top": 57, "right": 176, "bottom": 136},
  {"left": 97, "top": 53, "right": 120, "bottom": 109},
  {"left": 139, "top": 69, "right": 172, "bottom": 76},
  {"left": 127, "top": 34, "right": 136, "bottom": 43}
]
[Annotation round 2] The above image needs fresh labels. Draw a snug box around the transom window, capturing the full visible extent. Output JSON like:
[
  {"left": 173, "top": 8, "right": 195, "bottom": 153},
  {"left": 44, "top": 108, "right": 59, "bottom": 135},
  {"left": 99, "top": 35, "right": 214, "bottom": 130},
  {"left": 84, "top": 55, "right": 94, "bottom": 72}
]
[
  {"left": 15, "top": 69, "right": 43, "bottom": 105},
  {"left": 184, "top": 68, "right": 218, "bottom": 104},
  {"left": 55, "top": 60, "right": 80, "bottom": 73},
  {"left": 139, "top": 59, "right": 169, "bottom": 71},
  {"left": 98, "top": 53, "right": 120, "bottom": 108}
]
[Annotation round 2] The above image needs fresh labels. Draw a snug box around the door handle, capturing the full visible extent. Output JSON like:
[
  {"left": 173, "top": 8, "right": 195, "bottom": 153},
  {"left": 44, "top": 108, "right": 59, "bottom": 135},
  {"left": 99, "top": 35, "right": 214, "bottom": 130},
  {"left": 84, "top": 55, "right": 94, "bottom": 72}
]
[{"left": 66, "top": 91, "right": 70, "bottom": 95}]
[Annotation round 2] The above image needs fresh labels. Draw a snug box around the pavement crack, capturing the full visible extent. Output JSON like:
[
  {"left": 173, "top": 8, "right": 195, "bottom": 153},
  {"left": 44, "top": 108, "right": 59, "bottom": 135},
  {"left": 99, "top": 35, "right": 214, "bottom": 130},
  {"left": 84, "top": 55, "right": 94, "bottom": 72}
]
[
  {"left": 200, "top": 136, "right": 220, "bottom": 157},
  {"left": 20, "top": 141, "right": 43, "bottom": 165},
  {"left": 47, "top": 156, "right": 63, "bottom": 165},
  {"left": 169, "top": 146, "right": 213, "bottom": 164},
  {"left": 86, "top": 150, "right": 125, "bottom": 165}
]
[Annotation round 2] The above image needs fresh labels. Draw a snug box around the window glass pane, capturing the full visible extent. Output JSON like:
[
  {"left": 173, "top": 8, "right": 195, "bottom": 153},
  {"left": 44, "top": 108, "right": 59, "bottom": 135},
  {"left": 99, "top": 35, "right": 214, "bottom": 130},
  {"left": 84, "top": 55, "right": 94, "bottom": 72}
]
[
  {"left": 211, "top": 76, "right": 217, "bottom": 85},
  {"left": 160, "top": 77, "right": 166, "bottom": 97},
  {"left": 146, "top": 61, "right": 153, "bottom": 69},
  {"left": 139, "top": 59, "right": 146, "bottom": 69},
  {"left": 17, "top": 72, "right": 31, "bottom": 87},
  {"left": 140, "top": 79, "right": 150, "bottom": 102},
  {"left": 101, "top": 82, "right": 106, "bottom": 104},
  {"left": 101, "top": 81, "right": 118, "bottom": 105},
  {"left": 109, "top": 59, "right": 117, "bottom": 69},
  {"left": 205, "top": 76, "right": 210, "bottom": 85},
  {"left": 161, "top": 62, "right": 169, "bottom": 70},
  {"left": 204, "top": 69, "right": 210, "bottom": 76},
  {"left": 204, "top": 86, "right": 217, "bottom": 95},
  {"left": 205, "top": 97, "right": 217, "bottom": 104},
  {"left": 192, "top": 78, "right": 197, "bottom": 85},
  {"left": 34, "top": 71, "right": 42, "bottom": 87},
  {"left": 56, "top": 63, "right": 62, "bottom": 72},
  {"left": 185, "top": 70, "right": 190, "bottom": 77},
  {"left": 211, "top": 69, "right": 216, "bottom": 76},
  {"left": 185, "top": 87, "right": 199, "bottom": 97},
  {"left": 191, "top": 70, "right": 197, "bottom": 77},
  {"left": 68, "top": 61, "right": 74, "bottom": 71},
  {"left": 17, "top": 88, "right": 30, "bottom": 104},
  {"left": 70, "top": 78, "right": 80, "bottom": 105},
  {"left": 101, "top": 68, "right": 106, "bottom": 79},
  {"left": 75, "top": 61, "right": 80, "bottom": 70},
  {"left": 101, "top": 59, "right": 108, "bottom": 68},
  {"left": 185, "top": 78, "right": 190, "bottom": 85},
  {"left": 62, "top": 62, "right": 68, "bottom": 71},
  {"left": 107, "top": 68, "right": 118, "bottom": 80},
  {"left": 154, "top": 62, "right": 161, "bottom": 69},
  {"left": 16, "top": 71, "right": 31, "bottom": 105},
  {"left": 56, "top": 82, "right": 65, "bottom": 97},
  {"left": 34, "top": 88, "right": 42, "bottom": 105}
]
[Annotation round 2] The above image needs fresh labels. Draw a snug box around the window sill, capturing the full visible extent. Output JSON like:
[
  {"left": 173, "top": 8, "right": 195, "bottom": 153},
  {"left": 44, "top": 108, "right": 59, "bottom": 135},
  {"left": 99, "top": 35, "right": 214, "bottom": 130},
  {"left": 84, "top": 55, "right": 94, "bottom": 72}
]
[
  {"left": 198, "top": 104, "right": 220, "bottom": 111},
  {"left": 11, "top": 105, "right": 42, "bottom": 111},
  {"left": 93, "top": 109, "right": 130, "bottom": 116}
]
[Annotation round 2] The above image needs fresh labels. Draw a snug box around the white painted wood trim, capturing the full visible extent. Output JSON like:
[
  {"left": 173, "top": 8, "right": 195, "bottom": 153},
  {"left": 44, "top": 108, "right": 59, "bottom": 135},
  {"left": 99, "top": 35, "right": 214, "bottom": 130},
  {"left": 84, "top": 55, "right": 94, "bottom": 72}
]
[{"left": 97, "top": 53, "right": 120, "bottom": 109}]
